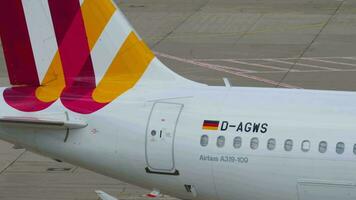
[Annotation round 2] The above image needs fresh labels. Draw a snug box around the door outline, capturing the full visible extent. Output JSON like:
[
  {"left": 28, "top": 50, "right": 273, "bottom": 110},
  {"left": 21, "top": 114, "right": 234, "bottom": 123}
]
[{"left": 145, "top": 102, "right": 183, "bottom": 175}]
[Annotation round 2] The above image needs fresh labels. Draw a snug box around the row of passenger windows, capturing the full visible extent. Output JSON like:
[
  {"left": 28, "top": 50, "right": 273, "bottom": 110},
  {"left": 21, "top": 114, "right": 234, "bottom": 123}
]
[{"left": 200, "top": 135, "right": 354, "bottom": 155}]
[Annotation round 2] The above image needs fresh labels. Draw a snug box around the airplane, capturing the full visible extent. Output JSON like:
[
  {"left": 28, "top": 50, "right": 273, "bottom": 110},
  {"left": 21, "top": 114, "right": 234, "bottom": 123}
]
[{"left": 0, "top": 0, "right": 356, "bottom": 200}]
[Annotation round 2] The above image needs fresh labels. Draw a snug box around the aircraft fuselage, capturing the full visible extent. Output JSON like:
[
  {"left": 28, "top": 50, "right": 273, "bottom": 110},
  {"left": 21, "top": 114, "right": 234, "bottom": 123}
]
[{"left": 1, "top": 86, "right": 356, "bottom": 200}]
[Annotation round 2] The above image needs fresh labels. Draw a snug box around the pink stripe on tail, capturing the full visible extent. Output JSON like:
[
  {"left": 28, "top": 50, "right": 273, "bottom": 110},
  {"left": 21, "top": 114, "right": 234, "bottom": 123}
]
[
  {"left": 49, "top": 0, "right": 107, "bottom": 114},
  {"left": 0, "top": 0, "right": 39, "bottom": 86},
  {"left": 1, "top": 0, "right": 54, "bottom": 112}
]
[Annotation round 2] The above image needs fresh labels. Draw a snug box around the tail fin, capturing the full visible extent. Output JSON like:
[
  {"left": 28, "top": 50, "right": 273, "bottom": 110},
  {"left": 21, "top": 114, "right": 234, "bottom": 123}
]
[{"left": 0, "top": 0, "right": 199, "bottom": 114}]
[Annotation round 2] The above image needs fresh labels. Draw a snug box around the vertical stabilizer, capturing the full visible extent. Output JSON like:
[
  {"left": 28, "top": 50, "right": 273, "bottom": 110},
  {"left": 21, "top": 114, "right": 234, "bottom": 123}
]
[{"left": 0, "top": 0, "right": 200, "bottom": 114}]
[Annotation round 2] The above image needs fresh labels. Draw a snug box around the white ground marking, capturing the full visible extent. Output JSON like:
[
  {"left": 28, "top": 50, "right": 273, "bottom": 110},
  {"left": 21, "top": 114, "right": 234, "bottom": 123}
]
[
  {"left": 158, "top": 52, "right": 356, "bottom": 76},
  {"left": 156, "top": 52, "right": 301, "bottom": 89},
  {"left": 342, "top": 57, "right": 356, "bottom": 61},
  {"left": 188, "top": 63, "right": 256, "bottom": 73},
  {"left": 246, "top": 69, "right": 356, "bottom": 74},
  {"left": 194, "top": 56, "right": 356, "bottom": 62},
  {"left": 226, "top": 60, "right": 298, "bottom": 72},
  {"left": 211, "top": 65, "right": 256, "bottom": 73},
  {"left": 266, "top": 59, "right": 339, "bottom": 71},
  {"left": 159, "top": 55, "right": 255, "bottom": 73},
  {"left": 302, "top": 58, "right": 356, "bottom": 67}
]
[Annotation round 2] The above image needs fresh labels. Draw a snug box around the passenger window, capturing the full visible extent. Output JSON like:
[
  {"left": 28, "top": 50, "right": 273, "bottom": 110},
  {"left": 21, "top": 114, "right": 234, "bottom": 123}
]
[
  {"left": 200, "top": 135, "right": 209, "bottom": 147},
  {"left": 233, "top": 137, "right": 242, "bottom": 149},
  {"left": 267, "top": 138, "right": 276, "bottom": 151},
  {"left": 319, "top": 141, "right": 327, "bottom": 153},
  {"left": 250, "top": 137, "right": 259, "bottom": 150},
  {"left": 217, "top": 136, "right": 225, "bottom": 148},
  {"left": 336, "top": 142, "right": 345, "bottom": 154},
  {"left": 284, "top": 139, "right": 293, "bottom": 151},
  {"left": 301, "top": 140, "right": 311, "bottom": 152},
  {"left": 354, "top": 144, "right": 356, "bottom": 155}
]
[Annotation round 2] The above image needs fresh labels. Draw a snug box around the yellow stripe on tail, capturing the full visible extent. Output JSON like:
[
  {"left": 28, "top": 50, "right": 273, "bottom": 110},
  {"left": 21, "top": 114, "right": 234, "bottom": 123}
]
[{"left": 93, "top": 32, "right": 154, "bottom": 103}]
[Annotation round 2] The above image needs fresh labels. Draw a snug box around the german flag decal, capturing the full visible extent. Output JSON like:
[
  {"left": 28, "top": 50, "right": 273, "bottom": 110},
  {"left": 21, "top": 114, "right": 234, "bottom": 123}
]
[{"left": 202, "top": 120, "right": 220, "bottom": 130}]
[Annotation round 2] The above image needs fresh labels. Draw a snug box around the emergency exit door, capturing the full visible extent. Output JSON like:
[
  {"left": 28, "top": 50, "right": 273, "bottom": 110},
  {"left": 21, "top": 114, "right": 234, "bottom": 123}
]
[{"left": 145, "top": 102, "right": 183, "bottom": 175}]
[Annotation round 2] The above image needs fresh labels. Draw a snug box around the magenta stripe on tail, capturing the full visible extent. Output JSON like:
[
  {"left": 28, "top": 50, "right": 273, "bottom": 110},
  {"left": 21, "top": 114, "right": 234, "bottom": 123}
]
[
  {"left": 49, "top": 0, "right": 106, "bottom": 114},
  {"left": 48, "top": 0, "right": 96, "bottom": 88},
  {"left": 0, "top": 0, "right": 39, "bottom": 86}
]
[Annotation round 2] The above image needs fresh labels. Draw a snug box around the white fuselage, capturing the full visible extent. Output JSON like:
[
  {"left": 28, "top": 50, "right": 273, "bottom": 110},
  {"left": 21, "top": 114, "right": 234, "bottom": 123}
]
[{"left": 1, "top": 86, "right": 356, "bottom": 200}]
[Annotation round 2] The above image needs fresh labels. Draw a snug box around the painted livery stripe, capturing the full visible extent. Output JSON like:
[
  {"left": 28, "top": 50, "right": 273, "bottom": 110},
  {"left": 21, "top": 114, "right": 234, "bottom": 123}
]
[
  {"left": 35, "top": 52, "right": 65, "bottom": 103},
  {"left": 36, "top": 0, "right": 116, "bottom": 102},
  {"left": 0, "top": 0, "right": 39, "bottom": 86},
  {"left": 48, "top": 0, "right": 118, "bottom": 114},
  {"left": 92, "top": 32, "right": 154, "bottom": 103},
  {"left": 81, "top": 0, "right": 116, "bottom": 49},
  {"left": 90, "top": 10, "right": 132, "bottom": 83},
  {"left": 48, "top": 0, "right": 96, "bottom": 88},
  {"left": 22, "top": 0, "right": 59, "bottom": 83},
  {"left": 22, "top": 0, "right": 66, "bottom": 103}
]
